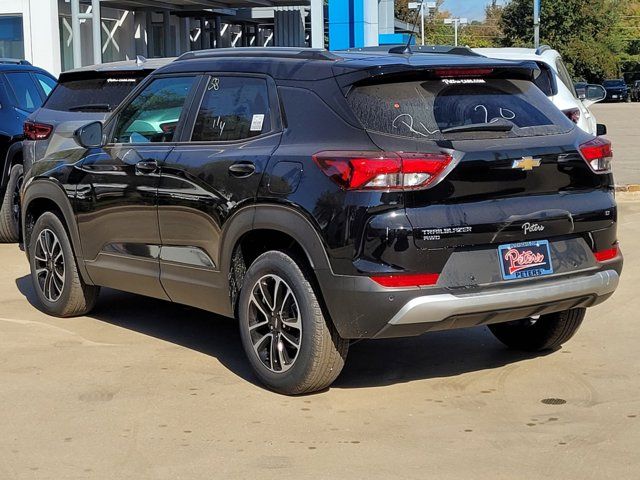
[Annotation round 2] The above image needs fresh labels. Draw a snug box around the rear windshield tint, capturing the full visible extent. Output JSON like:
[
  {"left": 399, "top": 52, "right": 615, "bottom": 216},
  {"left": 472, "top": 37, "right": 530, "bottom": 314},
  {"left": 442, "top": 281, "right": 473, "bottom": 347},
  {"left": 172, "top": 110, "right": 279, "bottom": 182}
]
[
  {"left": 532, "top": 65, "right": 554, "bottom": 96},
  {"left": 43, "top": 73, "right": 146, "bottom": 112},
  {"left": 347, "top": 78, "right": 573, "bottom": 140}
]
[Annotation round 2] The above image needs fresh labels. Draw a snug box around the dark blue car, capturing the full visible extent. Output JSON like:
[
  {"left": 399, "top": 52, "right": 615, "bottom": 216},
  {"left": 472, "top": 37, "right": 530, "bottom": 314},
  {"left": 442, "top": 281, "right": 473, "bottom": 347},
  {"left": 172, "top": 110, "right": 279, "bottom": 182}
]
[
  {"left": 0, "top": 59, "right": 56, "bottom": 242},
  {"left": 602, "top": 79, "right": 629, "bottom": 102}
]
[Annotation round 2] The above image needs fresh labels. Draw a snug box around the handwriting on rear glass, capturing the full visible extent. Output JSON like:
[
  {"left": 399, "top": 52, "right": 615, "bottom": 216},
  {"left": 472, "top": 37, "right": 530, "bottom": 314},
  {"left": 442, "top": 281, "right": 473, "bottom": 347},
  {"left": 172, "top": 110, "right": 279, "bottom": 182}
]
[{"left": 392, "top": 114, "right": 439, "bottom": 137}]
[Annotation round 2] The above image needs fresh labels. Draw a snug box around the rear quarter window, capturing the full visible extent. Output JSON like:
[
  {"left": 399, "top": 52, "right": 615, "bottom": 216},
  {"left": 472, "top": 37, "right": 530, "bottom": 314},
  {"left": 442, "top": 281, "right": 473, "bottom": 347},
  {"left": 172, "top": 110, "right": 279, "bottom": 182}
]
[
  {"left": 347, "top": 77, "right": 574, "bottom": 141},
  {"left": 43, "top": 73, "right": 146, "bottom": 112}
]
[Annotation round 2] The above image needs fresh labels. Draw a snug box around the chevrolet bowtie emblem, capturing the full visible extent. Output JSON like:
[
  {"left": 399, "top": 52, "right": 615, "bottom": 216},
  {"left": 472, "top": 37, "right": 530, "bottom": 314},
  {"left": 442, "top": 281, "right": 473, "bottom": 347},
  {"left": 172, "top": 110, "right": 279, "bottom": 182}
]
[{"left": 512, "top": 156, "right": 542, "bottom": 171}]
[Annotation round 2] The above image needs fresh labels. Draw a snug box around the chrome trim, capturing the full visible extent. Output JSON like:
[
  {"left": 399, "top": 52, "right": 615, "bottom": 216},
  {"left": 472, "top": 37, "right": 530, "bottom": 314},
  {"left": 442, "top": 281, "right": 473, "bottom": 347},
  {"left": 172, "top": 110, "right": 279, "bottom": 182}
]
[{"left": 388, "top": 270, "right": 619, "bottom": 326}]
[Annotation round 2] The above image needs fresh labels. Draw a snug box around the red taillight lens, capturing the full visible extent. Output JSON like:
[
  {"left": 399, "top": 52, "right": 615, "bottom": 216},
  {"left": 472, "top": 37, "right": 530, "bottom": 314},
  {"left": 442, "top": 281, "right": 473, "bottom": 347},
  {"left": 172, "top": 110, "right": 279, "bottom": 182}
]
[
  {"left": 594, "top": 245, "right": 619, "bottom": 262},
  {"left": 370, "top": 273, "right": 440, "bottom": 288},
  {"left": 434, "top": 68, "right": 494, "bottom": 78},
  {"left": 312, "top": 151, "right": 453, "bottom": 191},
  {"left": 579, "top": 137, "right": 612, "bottom": 173},
  {"left": 24, "top": 121, "right": 53, "bottom": 140},
  {"left": 563, "top": 108, "right": 581, "bottom": 124}
]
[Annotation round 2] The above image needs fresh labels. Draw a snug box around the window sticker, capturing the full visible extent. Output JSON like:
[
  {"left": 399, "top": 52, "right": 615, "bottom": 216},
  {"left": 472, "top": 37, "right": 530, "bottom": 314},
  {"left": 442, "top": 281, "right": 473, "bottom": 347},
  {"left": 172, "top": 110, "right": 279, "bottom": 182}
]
[{"left": 250, "top": 114, "right": 265, "bottom": 132}]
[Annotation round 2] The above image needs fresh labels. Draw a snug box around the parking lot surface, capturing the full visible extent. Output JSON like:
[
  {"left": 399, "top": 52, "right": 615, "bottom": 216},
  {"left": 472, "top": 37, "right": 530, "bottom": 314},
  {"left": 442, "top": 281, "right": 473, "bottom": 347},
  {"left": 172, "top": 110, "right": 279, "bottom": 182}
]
[
  {"left": 0, "top": 202, "right": 638, "bottom": 479},
  {"left": 591, "top": 103, "right": 640, "bottom": 186}
]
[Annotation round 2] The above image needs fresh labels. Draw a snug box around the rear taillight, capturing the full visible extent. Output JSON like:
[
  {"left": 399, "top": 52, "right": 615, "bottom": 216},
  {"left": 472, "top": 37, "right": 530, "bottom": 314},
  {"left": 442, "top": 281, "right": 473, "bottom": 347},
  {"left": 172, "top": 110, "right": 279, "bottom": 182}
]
[
  {"left": 594, "top": 244, "right": 619, "bottom": 262},
  {"left": 312, "top": 151, "right": 453, "bottom": 191},
  {"left": 370, "top": 273, "right": 440, "bottom": 288},
  {"left": 579, "top": 137, "right": 612, "bottom": 173},
  {"left": 24, "top": 121, "right": 53, "bottom": 140},
  {"left": 563, "top": 108, "right": 581, "bottom": 124}
]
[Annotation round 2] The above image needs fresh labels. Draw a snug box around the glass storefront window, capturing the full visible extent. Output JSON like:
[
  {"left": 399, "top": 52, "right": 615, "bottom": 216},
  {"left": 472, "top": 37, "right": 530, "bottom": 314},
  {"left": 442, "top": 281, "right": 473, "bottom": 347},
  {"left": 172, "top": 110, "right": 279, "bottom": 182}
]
[{"left": 0, "top": 15, "right": 25, "bottom": 59}]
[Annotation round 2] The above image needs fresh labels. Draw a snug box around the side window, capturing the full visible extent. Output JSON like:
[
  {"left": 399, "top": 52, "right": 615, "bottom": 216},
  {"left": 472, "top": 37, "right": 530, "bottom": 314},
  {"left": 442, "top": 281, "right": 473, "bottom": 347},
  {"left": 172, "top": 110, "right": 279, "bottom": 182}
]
[
  {"left": 34, "top": 73, "right": 57, "bottom": 97},
  {"left": 555, "top": 59, "right": 577, "bottom": 98},
  {"left": 112, "top": 76, "right": 196, "bottom": 144},
  {"left": 191, "top": 76, "right": 271, "bottom": 142},
  {"left": 5, "top": 72, "right": 43, "bottom": 111}
]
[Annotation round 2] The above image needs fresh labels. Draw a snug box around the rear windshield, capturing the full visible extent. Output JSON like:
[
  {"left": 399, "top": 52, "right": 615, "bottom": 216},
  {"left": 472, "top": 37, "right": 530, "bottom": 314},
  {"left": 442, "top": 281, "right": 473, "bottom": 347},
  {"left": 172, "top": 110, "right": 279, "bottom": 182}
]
[
  {"left": 532, "top": 64, "right": 555, "bottom": 96},
  {"left": 43, "top": 73, "right": 147, "bottom": 112},
  {"left": 347, "top": 78, "right": 574, "bottom": 140},
  {"left": 603, "top": 80, "right": 625, "bottom": 87}
]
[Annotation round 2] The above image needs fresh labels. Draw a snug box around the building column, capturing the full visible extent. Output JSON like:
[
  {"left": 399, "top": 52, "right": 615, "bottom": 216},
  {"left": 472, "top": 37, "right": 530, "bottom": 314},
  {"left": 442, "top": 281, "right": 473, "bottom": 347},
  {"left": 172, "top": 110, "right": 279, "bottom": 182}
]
[
  {"left": 310, "top": 0, "right": 324, "bottom": 48},
  {"left": 26, "top": 0, "right": 62, "bottom": 75},
  {"left": 134, "top": 10, "right": 148, "bottom": 57},
  {"left": 328, "top": 0, "right": 379, "bottom": 50},
  {"left": 162, "top": 10, "right": 172, "bottom": 56}
]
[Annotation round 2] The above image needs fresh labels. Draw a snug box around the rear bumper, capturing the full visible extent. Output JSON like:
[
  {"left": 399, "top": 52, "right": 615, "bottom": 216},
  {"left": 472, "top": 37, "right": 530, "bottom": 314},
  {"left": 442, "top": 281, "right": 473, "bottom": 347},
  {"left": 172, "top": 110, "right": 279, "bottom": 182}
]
[
  {"left": 317, "top": 263, "right": 621, "bottom": 339},
  {"left": 375, "top": 269, "right": 618, "bottom": 338}
]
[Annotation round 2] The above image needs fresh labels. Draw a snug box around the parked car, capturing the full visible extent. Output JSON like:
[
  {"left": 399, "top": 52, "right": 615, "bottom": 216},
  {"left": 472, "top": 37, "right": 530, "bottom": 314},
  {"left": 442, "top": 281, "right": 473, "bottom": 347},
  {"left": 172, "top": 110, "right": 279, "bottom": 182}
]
[
  {"left": 473, "top": 46, "right": 606, "bottom": 135},
  {"left": 0, "top": 59, "right": 56, "bottom": 243},
  {"left": 602, "top": 79, "right": 629, "bottom": 102},
  {"left": 22, "top": 56, "right": 173, "bottom": 174},
  {"left": 21, "top": 47, "right": 622, "bottom": 394},
  {"left": 629, "top": 80, "right": 640, "bottom": 102}
]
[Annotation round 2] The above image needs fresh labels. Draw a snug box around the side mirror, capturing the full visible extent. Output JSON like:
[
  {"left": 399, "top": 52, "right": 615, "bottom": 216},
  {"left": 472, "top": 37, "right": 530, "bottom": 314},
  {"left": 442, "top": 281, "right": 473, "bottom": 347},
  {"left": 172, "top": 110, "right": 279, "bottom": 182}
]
[
  {"left": 582, "top": 84, "right": 607, "bottom": 107},
  {"left": 73, "top": 121, "right": 103, "bottom": 148},
  {"left": 596, "top": 124, "right": 607, "bottom": 136}
]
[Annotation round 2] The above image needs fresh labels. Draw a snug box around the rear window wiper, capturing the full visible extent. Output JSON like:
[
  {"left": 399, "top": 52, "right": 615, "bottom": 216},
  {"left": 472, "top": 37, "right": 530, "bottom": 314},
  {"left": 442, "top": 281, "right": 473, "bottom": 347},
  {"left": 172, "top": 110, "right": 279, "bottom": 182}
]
[
  {"left": 67, "top": 103, "right": 111, "bottom": 112},
  {"left": 441, "top": 119, "right": 515, "bottom": 134}
]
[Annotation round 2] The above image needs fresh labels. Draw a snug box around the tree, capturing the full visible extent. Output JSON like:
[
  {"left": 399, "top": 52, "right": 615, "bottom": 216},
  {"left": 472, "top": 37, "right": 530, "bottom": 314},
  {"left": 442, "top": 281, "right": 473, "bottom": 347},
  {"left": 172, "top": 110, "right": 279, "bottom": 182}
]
[{"left": 500, "top": 0, "right": 627, "bottom": 82}]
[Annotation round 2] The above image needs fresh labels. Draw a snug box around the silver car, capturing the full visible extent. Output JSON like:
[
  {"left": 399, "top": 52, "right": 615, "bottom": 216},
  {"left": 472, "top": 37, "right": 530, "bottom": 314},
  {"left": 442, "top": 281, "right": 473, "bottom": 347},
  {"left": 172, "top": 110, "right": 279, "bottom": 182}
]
[{"left": 22, "top": 57, "right": 173, "bottom": 171}]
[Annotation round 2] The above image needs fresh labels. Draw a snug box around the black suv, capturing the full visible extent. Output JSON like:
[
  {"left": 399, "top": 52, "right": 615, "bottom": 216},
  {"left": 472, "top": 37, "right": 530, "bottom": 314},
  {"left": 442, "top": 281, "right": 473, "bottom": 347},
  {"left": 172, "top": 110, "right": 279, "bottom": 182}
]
[
  {"left": 0, "top": 59, "right": 56, "bottom": 242},
  {"left": 21, "top": 47, "right": 622, "bottom": 394}
]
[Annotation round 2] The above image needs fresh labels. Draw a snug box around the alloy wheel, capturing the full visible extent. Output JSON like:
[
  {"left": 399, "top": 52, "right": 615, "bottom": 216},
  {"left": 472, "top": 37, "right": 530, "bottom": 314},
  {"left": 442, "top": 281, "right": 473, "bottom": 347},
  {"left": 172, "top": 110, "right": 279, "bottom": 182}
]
[
  {"left": 34, "top": 228, "right": 65, "bottom": 302},
  {"left": 247, "top": 274, "right": 302, "bottom": 373}
]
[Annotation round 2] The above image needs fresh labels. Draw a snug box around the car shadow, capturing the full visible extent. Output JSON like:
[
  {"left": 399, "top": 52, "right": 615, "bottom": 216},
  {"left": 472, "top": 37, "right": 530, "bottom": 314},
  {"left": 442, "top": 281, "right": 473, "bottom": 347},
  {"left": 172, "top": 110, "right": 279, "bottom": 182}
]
[{"left": 16, "top": 275, "right": 545, "bottom": 391}]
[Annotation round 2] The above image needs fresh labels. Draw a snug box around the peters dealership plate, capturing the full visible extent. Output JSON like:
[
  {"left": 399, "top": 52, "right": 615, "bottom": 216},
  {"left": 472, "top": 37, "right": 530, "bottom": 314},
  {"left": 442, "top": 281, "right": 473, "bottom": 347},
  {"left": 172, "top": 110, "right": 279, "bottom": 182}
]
[{"left": 498, "top": 240, "right": 554, "bottom": 280}]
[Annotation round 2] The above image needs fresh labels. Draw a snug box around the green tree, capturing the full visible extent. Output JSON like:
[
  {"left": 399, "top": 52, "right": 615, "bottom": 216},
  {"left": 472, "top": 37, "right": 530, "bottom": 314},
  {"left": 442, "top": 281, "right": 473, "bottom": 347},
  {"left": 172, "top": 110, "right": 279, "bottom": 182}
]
[{"left": 500, "top": 0, "right": 627, "bottom": 82}]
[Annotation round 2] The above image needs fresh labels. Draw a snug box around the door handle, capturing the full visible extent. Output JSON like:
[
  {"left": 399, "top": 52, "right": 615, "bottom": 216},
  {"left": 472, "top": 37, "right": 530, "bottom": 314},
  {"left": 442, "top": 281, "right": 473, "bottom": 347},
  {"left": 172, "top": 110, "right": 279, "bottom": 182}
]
[
  {"left": 135, "top": 159, "right": 158, "bottom": 174},
  {"left": 228, "top": 162, "right": 256, "bottom": 178}
]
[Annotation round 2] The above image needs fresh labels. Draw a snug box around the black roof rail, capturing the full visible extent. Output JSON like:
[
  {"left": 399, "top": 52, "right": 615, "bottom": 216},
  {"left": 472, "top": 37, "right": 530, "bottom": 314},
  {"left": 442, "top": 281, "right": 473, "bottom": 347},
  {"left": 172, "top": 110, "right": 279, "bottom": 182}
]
[
  {"left": 535, "top": 45, "right": 552, "bottom": 55},
  {"left": 344, "top": 45, "right": 482, "bottom": 57},
  {"left": 0, "top": 58, "right": 31, "bottom": 65},
  {"left": 176, "top": 47, "right": 338, "bottom": 62}
]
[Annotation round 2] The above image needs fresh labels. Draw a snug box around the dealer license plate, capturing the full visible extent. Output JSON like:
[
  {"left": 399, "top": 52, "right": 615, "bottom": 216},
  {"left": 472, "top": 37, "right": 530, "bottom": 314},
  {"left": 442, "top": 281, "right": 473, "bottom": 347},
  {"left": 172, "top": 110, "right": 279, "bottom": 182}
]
[{"left": 498, "top": 240, "right": 554, "bottom": 280}]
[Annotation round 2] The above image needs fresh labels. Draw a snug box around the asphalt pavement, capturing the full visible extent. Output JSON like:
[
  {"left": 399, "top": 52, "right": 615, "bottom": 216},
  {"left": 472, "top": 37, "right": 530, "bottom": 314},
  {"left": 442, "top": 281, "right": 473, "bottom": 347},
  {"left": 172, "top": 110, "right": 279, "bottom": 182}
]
[{"left": 590, "top": 102, "right": 640, "bottom": 186}]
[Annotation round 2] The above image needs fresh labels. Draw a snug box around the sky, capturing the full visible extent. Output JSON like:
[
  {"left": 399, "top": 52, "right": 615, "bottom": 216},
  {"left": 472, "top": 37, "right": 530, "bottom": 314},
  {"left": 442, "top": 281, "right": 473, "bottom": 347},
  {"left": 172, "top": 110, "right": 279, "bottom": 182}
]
[{"left": 440, "top": 0, "right": 508, "bottom": 21}]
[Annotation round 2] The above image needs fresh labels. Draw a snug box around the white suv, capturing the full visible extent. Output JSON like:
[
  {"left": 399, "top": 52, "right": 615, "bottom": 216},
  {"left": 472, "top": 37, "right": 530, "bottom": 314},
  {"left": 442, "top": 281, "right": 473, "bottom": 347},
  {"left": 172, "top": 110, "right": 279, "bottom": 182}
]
[{"left": 473, "top": 46, "right": 605, "bottom": 136}]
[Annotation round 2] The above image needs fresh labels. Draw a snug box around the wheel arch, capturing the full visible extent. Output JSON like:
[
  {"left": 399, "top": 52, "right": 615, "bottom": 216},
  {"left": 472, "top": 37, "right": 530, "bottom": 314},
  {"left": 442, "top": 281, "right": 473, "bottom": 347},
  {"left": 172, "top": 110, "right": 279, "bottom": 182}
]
[
  {"left": 22, "top": 179, "right": 93, "bottom": 284},
  {"left": 1, "top": 140, "right": 23, "bottom": 190},
  {"left": 220, "top": 204, "right": 333, "bottom": 317}
]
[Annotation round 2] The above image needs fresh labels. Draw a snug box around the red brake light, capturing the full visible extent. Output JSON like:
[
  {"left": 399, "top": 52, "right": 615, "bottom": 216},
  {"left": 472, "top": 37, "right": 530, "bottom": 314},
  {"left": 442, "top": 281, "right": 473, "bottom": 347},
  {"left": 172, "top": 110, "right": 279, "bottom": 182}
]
[
  {"left": 434, "top": 68, "right": 494, "bottom": 78},
  {"left": 579, "top": 137, "right": 612, "bottom": 173},
  {"left": 24, "top": 121, "right": 53, "bottom": 141},
  {"left": 562, "top": 108, "right": 581, "bottom": 124},
  {"left": 370, "top": 273, "right": 440, "bottom": 288},
  {"left": 312, "top": 151, "right": 453, "bottom": 191},
  {"left": 594, "top": 245, "right": 619, "bottom": 262}
]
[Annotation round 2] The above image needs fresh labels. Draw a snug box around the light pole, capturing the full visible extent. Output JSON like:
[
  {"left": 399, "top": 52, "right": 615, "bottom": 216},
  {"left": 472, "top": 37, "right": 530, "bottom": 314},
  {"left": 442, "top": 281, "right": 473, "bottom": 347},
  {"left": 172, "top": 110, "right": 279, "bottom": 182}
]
[
  {"left": 408, "top": 2, "right": 437, "bottom": 45},
  {"left": 533, "top": 0, "right": 541, "bottom": 48},
  {"left": 444, "top": 17, "right": 467, "bottom": 46}
]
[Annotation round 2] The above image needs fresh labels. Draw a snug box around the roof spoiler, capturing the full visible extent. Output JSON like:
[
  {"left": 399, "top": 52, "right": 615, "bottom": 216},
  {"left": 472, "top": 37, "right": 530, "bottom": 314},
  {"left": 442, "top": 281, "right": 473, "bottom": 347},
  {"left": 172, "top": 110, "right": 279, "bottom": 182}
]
[
  {"left": 345, "top": 45, "right": 483, "bottom": 57},
  {"left": 334, "top": 61, "right": 542, "bottom": 92}
]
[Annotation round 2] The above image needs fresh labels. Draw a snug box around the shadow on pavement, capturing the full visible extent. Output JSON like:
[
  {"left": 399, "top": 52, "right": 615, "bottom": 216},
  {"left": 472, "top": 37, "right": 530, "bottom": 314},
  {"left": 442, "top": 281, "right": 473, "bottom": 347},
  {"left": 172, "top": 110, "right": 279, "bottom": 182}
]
[{"left": 16, "top": 274, "right": 543, "bottom": 391}]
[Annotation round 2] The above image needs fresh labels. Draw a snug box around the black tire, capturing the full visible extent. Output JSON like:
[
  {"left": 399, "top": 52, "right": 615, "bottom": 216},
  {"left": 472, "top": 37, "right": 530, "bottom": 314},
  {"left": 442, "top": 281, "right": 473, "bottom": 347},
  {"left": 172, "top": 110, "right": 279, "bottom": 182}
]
[
  {"left": 28, "top": 212, "right": 99, "bottom": 317},
  {"left": 238, "top": 250, "right": 348, "bottom": 395},
  {"left": 488, "top": 308, "right": 586, "bottom": 352},
  {"left": 0, "top": 163, "right": 24, "bottom": 243}
]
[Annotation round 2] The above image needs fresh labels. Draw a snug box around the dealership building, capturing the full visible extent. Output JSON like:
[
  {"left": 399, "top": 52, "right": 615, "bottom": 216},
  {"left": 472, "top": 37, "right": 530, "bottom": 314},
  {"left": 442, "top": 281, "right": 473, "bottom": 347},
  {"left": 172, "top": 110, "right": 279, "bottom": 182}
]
[{"left": 0, "top": 0, "right": 411, "bottom": 77}]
